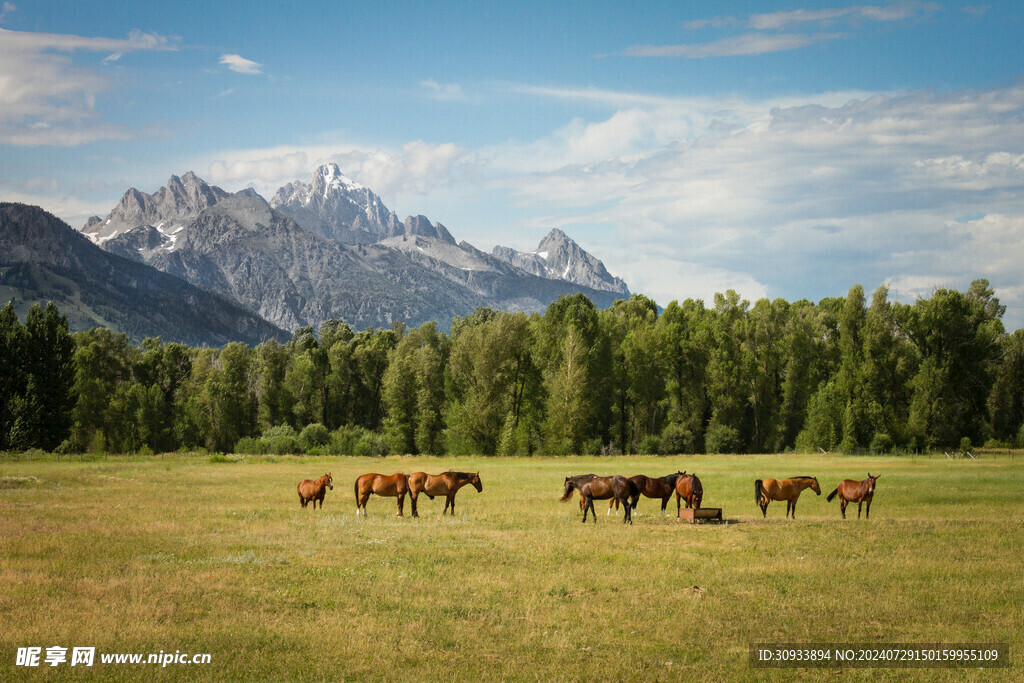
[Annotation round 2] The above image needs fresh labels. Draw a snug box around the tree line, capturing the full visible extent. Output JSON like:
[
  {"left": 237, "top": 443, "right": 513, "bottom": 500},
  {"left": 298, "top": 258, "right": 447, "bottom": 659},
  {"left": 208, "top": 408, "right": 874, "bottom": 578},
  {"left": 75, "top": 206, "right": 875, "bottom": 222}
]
[{"left": 2, "top": 279, "right": 1023, "bottom": 456}]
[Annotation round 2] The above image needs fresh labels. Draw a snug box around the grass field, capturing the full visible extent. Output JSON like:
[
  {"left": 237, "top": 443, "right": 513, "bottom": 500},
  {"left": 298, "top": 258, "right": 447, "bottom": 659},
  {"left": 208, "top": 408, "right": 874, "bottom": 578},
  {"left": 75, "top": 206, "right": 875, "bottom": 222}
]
[{"left": 1, "top": 453, "right": 1022, "bottom": 681}]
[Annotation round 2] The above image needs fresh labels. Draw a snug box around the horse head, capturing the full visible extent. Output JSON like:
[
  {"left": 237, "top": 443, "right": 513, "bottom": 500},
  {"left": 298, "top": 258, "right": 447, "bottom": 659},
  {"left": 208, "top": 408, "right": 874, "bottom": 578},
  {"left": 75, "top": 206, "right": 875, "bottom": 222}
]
[
  {"left": 325, "top": 473, "right": 334, "bottom": 490},
  {"left": 471, "top": 472, "right": 483, "bottom": 492},
  {"left": 866, "top": 473, "right": 880, "bottom": 494},
  {"left": 560, "top": 477, "right": 576, "bottom": 502},
  {"left": 810, "top": 477, "right": 821, "bottom": 495}
]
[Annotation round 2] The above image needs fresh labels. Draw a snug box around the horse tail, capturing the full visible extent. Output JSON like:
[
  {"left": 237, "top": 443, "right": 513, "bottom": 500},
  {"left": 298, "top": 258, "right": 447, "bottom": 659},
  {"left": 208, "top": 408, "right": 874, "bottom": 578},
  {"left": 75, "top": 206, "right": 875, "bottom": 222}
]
[
  {"left": 826, "top": 487, "right": 838, "bottom": 503},
  {"left": 354, "top": 479, "right": 359, "bottom": 505},
  {"left": 754, "top": 479, "right": 763, "bottom": 506},
  {"left": 559, "top": 481, "right": 575, "bottom": 502}
]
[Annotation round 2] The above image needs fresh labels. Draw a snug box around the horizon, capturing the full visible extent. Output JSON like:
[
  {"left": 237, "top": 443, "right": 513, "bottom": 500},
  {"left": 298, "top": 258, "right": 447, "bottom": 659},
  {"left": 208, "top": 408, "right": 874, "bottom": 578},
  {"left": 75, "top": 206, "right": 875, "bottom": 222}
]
[{"left": 1, "top": 1, "right": 1023, "bottom": 327}]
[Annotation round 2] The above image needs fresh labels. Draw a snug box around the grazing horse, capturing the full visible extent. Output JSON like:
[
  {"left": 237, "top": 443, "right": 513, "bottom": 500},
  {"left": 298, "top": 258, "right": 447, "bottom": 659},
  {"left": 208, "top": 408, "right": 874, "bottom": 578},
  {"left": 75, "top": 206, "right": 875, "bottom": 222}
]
[
  {"left": 560, "top": 475, "right": 639, "bottom": 524},
  {"left": 826, "top": 473, "right": 880, "bottom": 519},
  {"left": 755, "top": 476, "right": 821, "bottom": 518},
  {"left": 354, "top": 473, "right": 409, "bottom": 517},
  {"left": 297, "top": 473, "right": 333, "bottom": 509},
  {"left": 608, "top": 472, "right": 687, "bottom": 516},
  {"left": 675, "top": 473, "right": 704, "bottom": 518},
  {"left": 407, "top": 471, "right": 482, "bottom": 517}
]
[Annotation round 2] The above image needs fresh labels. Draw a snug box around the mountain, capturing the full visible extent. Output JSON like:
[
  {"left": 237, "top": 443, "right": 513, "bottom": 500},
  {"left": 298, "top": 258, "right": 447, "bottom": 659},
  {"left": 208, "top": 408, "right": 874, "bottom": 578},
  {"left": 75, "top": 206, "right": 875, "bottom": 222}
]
[
  {"left": 84, "top": 166, "right": 632, "bottom": 332},
  {"left": 104, "top": 193, "right": 488, "bottom": 331},
  {"left": 378, "top": 233, "right": 622, "bottom": 310},
  {"left": 82, "top": 171, "right": 231, "bottom": 244},
  {"left": 492, "top": 229, "right": 630, "bottom": 297},
  {"left": 269, "top": 163, "right": 402, "bottom": 243},
  {"left": 0, "top": 202, "right": 288, "bottom": 346}
]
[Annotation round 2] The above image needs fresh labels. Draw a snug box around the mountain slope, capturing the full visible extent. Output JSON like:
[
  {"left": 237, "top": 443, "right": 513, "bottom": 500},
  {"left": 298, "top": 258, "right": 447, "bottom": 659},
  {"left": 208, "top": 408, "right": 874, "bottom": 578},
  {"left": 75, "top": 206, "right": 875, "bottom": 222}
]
[
  {"left": 107, "top": 194, "right": 489, "bottom": 331},
  {"left": 1, "top": 202, "right": 288, "bottom": 346},
  {"left": 83, "top": 172, "right": 232, "bottom": 244},
  {"left": 269, "top": 163, "right": 402, "bottom": 243},
  {"left": 492, "top": 228, "right": 629, "bottom": 297}
]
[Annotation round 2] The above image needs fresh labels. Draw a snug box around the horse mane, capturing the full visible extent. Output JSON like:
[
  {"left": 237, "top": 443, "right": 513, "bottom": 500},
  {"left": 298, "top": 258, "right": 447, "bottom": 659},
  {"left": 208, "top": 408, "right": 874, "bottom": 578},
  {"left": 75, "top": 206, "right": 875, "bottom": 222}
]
[
  {"left": 793, "top": 476, "right": 818, "bottom": 481},
  {"left": 449, "top": 471, "right": 474, "bottom": 479}
]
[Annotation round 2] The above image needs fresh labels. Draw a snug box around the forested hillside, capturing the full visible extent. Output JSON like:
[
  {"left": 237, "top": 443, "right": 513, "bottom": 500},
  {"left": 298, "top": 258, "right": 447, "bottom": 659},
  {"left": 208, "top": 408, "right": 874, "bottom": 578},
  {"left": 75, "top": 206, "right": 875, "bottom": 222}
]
[{"left": 2, "top": 280, "right": 1022, "bottom": 456}]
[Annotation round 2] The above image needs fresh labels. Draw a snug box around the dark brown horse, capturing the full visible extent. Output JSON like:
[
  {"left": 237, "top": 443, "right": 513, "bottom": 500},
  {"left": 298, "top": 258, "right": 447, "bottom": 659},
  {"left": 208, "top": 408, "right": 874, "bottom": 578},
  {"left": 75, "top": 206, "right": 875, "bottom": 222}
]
[
  {"left": 354, "top": 473, "right": 409, "bottom": 517},
  {"left": 560, "top": 475, "right": 639, "bottom": 524},
  {"left": 408, "top": 471, "right": 482, "bottom": 517},
  {"left": 297, "top": 472, "right": 333, "bottom": 509},
  {"left": 675, "top": 472, "right": 704, "bottom": 518},
  {"left": 755, "top": 476, "right": 821, "bottom": 518},
  {"left": 826, "top": 473, "right": 880, "bottom": 519},
  {"left": 607, "top": 472, "right": 687, "bottom": 516}
]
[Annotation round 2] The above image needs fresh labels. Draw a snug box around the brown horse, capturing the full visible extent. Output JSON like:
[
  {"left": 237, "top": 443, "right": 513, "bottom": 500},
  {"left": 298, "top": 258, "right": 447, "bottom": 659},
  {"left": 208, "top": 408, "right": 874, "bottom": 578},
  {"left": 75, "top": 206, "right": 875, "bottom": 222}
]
[
  {"left": 826, "top": 473, "right": 880, "bottom": 519},
  {"left": 407, "top": 471, "right": 482, "bottom": 517},
  {"left": 675, "top": 473, "right": 704, "bottom": 518},
  {"left": 297, "top": 473, "right": 333, "bottom": 509},
  {"left": 755, "top": 476, "right": 821, "bottom": 518},
  {"left": 561, "top": 475, "right": 639, "bottom": 524},
  {"left": 354, "top": 473, "right": 409, "bottom": 517},
  {"left": 608, "top": 472, "right": 687, "bottom": 516}
]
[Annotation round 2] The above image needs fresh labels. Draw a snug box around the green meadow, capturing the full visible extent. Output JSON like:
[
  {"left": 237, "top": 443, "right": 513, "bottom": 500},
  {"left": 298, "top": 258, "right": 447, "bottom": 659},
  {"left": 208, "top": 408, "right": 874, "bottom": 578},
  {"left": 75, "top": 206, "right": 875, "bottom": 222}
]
[{"left": 1, "top": 453, "right": 1021, "bottom": 681}]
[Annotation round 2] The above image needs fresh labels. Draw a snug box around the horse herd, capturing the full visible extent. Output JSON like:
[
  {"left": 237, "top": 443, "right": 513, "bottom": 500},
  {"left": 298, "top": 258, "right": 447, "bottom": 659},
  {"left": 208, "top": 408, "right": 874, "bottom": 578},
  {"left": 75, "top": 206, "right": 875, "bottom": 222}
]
[{"left": 296, "top": 469, "right": 881, "bottom": 523}]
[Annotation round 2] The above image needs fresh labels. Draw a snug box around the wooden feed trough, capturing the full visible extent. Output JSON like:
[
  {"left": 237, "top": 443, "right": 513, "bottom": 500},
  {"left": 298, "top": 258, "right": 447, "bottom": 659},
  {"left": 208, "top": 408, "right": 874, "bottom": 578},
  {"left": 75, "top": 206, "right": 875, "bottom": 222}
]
[{"left": 677, "top": 507, "right": 723, "bottom": 523}]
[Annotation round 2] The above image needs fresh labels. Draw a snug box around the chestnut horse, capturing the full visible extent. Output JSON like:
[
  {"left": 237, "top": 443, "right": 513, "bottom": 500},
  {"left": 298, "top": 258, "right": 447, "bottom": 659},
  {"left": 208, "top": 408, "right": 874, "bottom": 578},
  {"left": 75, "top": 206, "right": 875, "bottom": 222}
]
[
  {"left": 560, "top": 475, "right": 639, "bottom": 524},
  {"left": 826, "top": 473, "right": 880, "bottom": 519},
  {"left": 607, "top": 472, "right": 687, "bottom": 516},
  {"left": 408, "top": 471, "right": 482, "bottom": 517},
  {"left": 755, "top": 476, "right": 821, "bottom": 518},
  {"left": 297, "top": 473, "right": 333, "bottom": 509},
  {"left": 675, "top": 472, "right": 704, "bottom": 518},
  {"left": 354, "top": 472, "right": 409, "bottom": 517}
]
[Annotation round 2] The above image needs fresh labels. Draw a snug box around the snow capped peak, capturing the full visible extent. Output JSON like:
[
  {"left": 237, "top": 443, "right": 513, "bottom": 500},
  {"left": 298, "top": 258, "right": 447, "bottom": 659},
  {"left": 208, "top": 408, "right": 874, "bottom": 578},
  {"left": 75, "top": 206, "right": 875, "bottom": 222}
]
[{"left": 316, "top": 163, "right": 363, "bottom": 194}]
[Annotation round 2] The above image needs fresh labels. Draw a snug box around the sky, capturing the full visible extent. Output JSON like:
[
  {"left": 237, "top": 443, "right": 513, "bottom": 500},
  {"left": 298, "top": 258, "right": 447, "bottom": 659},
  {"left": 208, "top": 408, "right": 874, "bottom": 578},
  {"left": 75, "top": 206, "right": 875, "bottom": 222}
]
[{"left": 2, "top": 1, "right": 1024, "bottom": 326}]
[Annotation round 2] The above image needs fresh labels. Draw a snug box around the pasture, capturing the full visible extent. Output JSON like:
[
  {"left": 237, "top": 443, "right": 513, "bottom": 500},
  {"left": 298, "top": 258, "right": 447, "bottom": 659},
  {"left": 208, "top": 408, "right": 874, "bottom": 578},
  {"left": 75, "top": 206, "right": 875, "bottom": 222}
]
[{"left": 1, "top": 453, "right": 1022, "bottom": 681}]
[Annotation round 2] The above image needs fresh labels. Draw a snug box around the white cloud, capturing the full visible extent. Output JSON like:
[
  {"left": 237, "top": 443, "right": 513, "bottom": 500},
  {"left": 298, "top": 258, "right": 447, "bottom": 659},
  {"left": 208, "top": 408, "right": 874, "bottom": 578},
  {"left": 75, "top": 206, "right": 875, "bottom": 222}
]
[
  {"left": 482, "top": 83, "right": 1024, "bottom": 325},
  {"left": 0, "top": 3, "right": 16, "bottom": 22},
  {"left": 0, "top": 27, "right": 178, "bottom": 145},
  {"left": 622, "top": 32, "right": 843, "bottom": 58},
  {"left": 419, "top": 79, "right": 465, "bottom": 101},
  {"left": 219, "top": 53, "right": 262, "bottom": 75},
  {"left": 749, "top": 2, "right": 939, "bottom": 30},
  {"left": 204, "top": 140, "right": 470, "bottom": 202}
]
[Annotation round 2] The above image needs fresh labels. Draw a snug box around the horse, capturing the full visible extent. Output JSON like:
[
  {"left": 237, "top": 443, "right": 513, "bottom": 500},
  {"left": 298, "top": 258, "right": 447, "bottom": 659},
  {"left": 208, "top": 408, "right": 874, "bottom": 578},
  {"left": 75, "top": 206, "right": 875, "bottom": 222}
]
[
  {"left": 560, "top": 475, "right": 639, "bottom": 524},
  {"left": 755, "top": 476, "right": 821, "bottom": 518},
  {"left": 826, "top": 473, "right": 880, "bottom": 519},
  {"left": 297, "top": 473, "right": 333, "bottom": 509},
  {"left": 407, "top": 471, "right": 482, "bottom": 517},
  {"left": 675, "top": 473, "right": 704, "bottom": 518},
  {"left": 354, "top": 473, "right": 409, "bottom": 517},
  {"left": 607, "top": 472, "right": 687, "bottom": 516}
]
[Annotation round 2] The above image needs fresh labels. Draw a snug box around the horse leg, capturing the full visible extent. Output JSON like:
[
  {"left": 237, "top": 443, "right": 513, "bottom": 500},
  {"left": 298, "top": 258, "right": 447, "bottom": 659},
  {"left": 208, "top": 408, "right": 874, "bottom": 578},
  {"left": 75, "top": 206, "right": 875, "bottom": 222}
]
[
  {"left": 584, "top": 496, "right": 595, "bottom": 523},
  {"left": 397, "top": 493, "right": 405, "bottom": 517},
  {"left": 608, "top": 499, "right": 615, "bottom": 515},
  {"left": 450, "top": 496, "right": 456, "bottom": 516},
  {"left": 661, "top": 496, "right": 669, "bottom": 516},
  {"left": 791, "top": 500, "right": 796, "bottom": 519},
  {"left": 857, "top": 501, "right": 862, "bottom": 519},
  {"left": 624, "top": 498, "right": 632, "bottom": 525},
  {"left": 786, "top": 500, "right": 792, "bottom": 518},
  {"left": 761, "top": 500, "right": 768, "bottom": 518},
  {"left": 866, "top": 499, "right": 871, "bottom": 519},
  {"left": 410, "top": 492, "right": 418, "bottom": 518},
  {"left": 840, "top": 498, "right": 847, "bottom": 519}
]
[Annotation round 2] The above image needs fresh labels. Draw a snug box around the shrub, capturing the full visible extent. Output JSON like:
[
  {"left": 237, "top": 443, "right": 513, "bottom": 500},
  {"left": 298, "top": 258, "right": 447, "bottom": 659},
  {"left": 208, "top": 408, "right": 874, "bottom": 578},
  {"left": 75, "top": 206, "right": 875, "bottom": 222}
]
[
  {"left": 705, "top": 423, "right": 741, "bottom": 454},
  {"left": 660, "top": 422, "right": 694, "bottom": 455},
  {"left": 235, "top": 437, "right": 269, "bottom": 455},
  {"left": 330, "top": 426, "right": 367, "bottom": 455},
  {"left": 299, "top": 423, "right": 330, "bottom": 451},
  {"left": 581, "top": 437, "right": 604, "bottom": 456},
  {"left": 354, "top": 431, "right": 389, "bottom": 457},
  {"left": 959, "top": 436, "right": 973, "bottom": 454},
  {"left": 636, "top": 435, "right": 661, "bottom": 455},
  {"left": 870, "top": 432, "right": 894, "bottom": 453},
  {"left": 262, "top": 424, "right": 302, "bottom": 455}
]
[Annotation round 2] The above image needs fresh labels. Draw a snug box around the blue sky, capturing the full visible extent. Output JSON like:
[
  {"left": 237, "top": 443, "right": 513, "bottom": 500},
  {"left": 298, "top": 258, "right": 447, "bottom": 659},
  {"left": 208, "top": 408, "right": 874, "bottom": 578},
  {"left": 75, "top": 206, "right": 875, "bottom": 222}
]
[{"left": 3, "top": 1, "right": 1024, "bottom": 326}]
